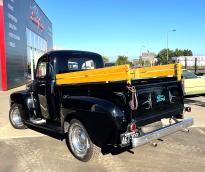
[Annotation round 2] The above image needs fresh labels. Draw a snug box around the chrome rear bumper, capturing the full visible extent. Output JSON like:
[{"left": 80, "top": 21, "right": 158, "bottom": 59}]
[{"left": 132, "top": 117, "right": 193, "bottom": 148}]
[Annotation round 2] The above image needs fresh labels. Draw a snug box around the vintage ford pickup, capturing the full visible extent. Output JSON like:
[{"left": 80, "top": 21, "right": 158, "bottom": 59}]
[{"left": 9, "top": 50, "right": 193, "bottom": 162}]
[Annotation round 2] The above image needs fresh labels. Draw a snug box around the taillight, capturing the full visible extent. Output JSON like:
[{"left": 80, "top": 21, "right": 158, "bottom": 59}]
[{"left": 130, "top": 123, "right": 137, "bottom": 132}]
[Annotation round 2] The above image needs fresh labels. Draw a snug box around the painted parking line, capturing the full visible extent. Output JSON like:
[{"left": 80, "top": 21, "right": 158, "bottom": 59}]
[
  {"left": 190, "top": 125, "right": 205, "bottom": 128},
  {"left": 0, "top": 135, "right": 45, "bottom": 140}
]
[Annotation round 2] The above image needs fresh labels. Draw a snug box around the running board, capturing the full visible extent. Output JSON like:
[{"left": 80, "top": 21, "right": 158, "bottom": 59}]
[
  {"left": 132, "top": 117, "right": 193, "bottom": 148},
  {"left": 30, "top": 118, "right": 46, "bottom": 125},
  {"left": 25, "top": 121, "right": 65, "bottom": 139}
]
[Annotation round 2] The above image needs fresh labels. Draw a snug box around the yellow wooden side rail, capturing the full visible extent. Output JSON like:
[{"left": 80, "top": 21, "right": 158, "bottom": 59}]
[{"left": 56, "top": 63, "right": 182, "bottom": 85}]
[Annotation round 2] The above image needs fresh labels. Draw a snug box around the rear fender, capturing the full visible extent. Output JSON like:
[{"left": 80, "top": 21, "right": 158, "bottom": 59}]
[{"left": 61, "top": 96, "right": 126, "bottom": 147}]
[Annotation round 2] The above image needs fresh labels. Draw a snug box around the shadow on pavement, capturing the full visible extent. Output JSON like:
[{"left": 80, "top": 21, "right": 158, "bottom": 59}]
[
  {"left": 185, "top": 93, "right": 205, "bottom": 98},
  {"left": 27, "top": 124, "right": 135, "bottom": 156},
  {"left": 185, "top": 96, "right": 205, "bottom": 107},
  {"left": 27, "top": 124, "right": 135, "bottom": 157}
]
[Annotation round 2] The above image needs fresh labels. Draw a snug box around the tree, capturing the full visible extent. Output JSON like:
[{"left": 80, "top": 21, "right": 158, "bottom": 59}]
[
  {"left": 115, "top": 55, "right": 131, "bottom": 66},
  {"left": 156, "top": 49, "right": 174, "bottom": 64},
  {"left": 174, "top": 49, "right": 193, "bottom": 57},
  {"left": 183, "top": 49, "right": 193, "bottom": 56},
  {"left": 156, "top": 48, "right": 193, "bottom": 64},
  {"left": 102, "top": 56, "right": 109, "bottom": 63},
  {"left": 174, "top": 48, "right": 184, "bottom": 57}
]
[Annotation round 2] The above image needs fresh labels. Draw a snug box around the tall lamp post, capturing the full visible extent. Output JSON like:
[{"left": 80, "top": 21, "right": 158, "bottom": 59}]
[
  {"left": 167, "top": 29, "right": 176, "bottom": 63},
  {"left": 139, "top": 45, "right": 146, "bottom": 58}
]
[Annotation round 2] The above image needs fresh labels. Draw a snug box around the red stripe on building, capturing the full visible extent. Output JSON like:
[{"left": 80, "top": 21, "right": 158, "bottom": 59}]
[{"left": 0, "top": 0, "right": 7, "bottom": 91}]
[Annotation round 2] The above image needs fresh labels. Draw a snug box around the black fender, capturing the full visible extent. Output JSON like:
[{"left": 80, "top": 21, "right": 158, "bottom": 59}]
[
  {"left": 61, "top": 96, "right": 126, "bottom": 147},
  {"left": 10, "top": 90, "right": 34, "bottom": 120}
]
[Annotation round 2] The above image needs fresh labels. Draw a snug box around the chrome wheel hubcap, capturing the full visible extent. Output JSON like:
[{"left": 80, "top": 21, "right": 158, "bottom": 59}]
[
  {"left": 69, "top": 124, "right": 90, "bottom": 158},
  {"left": 11, "top": 107, "right": 23, "bottom": 126}
]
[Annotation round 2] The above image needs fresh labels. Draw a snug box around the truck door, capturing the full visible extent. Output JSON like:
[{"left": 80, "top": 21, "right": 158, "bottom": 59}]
[{"left": 35, "top": 56, "right": 50, "bottom": 119}]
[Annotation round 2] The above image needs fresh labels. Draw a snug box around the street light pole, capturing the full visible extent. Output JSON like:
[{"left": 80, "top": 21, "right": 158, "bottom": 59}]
[
  {"left": 139, "top": 45, "right": 146, "bottom": 58},
  {"left": 166, "top": 29, "right": 176, "bottom": 63}
]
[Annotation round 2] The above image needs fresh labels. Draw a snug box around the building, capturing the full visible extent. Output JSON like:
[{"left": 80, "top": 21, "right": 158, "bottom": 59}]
[
  {"left": 0, "top": 0, "right": 53, "bottom": 91},
  {"left": 134, "top": 51, "right": 157, "bottom": 66},
  {"left": 172, "top": 56, "right": 205, "bottom": 67},
  {"left": 141, "top": 52, "right": 156, "bottom": 61}
]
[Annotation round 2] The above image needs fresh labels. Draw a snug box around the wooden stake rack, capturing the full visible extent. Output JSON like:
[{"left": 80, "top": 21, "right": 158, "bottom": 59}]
[{"left": 56, "top": 63, "right": 182, "bottom": 85}]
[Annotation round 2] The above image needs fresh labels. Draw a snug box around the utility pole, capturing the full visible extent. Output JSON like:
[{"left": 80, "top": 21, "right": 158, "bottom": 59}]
[{"left": 167, "top": 29, "right": 176, "bottom": 63}]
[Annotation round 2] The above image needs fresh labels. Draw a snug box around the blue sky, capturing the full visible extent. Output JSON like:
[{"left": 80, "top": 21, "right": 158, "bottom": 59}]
[{"left": 36, "top": 0, "right": 205, "bottom": 61}]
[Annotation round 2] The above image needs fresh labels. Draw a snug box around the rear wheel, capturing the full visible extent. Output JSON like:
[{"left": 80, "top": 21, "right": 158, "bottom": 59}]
[
  {"left": 9, "top": 104, "right": 27, "bottom": 129},
  {"left": 66, "top": 119, "right": 100, "bottom": 162}
]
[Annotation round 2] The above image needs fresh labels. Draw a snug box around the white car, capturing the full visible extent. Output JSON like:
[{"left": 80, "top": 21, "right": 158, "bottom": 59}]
[{"left": 183, "top": 69, "right": 205, "bottom": 96}]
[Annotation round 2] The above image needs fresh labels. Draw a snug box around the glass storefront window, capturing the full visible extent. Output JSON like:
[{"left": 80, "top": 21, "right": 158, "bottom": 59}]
[{"left": 26, "top": 28, "right": 48, "bottom": 80}]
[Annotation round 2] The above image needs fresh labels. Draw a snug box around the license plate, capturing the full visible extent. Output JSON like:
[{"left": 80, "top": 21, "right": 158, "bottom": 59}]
[
  {"left": 120, "top": 132, "right": 139, "bottom": 147},
  {"left": 120, "top": 134, "right": 130, "bottom": 146}
]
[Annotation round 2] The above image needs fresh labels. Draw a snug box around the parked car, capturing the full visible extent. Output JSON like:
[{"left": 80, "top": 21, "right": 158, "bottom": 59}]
[
  {"left": 183, "top": 69, "right": 205, "bottom": 96},
  {"left": 104, "top": 62, "right": 115, "bottom": 67},
  {"left": 9, "top": 50, "right": 193, "bottom": 162}
]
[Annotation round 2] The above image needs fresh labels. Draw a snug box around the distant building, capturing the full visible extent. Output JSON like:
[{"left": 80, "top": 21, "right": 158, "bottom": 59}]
[
  {"left": 0, "top": 0, "right": 53, "bottom": 90},
  {"left": 172, "top": 56, "right": 205, "bottom": 67},
  {"left": 140, "top": 51, "right": 157, "bottom": 65}
]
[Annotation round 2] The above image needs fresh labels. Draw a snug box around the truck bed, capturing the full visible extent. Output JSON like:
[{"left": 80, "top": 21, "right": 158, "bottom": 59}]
[{"left": 56, "top": 63, "right": 182, "bottom": 85}]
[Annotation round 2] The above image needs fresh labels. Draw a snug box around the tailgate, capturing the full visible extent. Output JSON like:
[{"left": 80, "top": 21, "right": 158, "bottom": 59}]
[{"left": 133, "top": 81, "right": 184, "bottom": 126}]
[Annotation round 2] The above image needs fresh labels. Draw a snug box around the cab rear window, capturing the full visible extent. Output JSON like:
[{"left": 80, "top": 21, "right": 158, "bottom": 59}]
[
  {"left": 67, "top": 58, "right": 95, "bottom": 71},
  {"left": 53, "top": 53, "right": 104, "bottom": 74}
]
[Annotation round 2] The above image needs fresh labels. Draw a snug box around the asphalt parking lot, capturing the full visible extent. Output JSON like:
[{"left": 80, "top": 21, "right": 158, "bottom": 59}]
[{"left": 0, "top": 86, "right": 205, "bottom": 172}]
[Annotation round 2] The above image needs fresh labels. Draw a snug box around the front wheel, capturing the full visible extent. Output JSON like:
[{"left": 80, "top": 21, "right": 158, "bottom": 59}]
[
  {"left": 66, "top": 119, "right": 100, "bottom": 162},
  {"left": 9, "top": 104, "right": 27, "bottom": 129}
]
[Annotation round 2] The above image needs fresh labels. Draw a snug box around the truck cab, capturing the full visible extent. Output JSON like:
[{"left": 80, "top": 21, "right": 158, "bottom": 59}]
[
  {"left": 9, "top": 50, "right": 193, "bottom": 162},
  {"left": 33, "top": 51, "right": 104, "bottom": 121}
]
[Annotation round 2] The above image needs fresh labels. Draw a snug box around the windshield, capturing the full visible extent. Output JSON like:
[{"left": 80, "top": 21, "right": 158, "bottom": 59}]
[{"left": 183, "top": 70, "right": 198, "bottom": 79}]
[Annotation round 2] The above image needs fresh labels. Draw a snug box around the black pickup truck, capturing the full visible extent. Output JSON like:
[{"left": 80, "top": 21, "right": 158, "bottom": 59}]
[{"left": 9, "top": 50, "right": 193, "bottom": 162}]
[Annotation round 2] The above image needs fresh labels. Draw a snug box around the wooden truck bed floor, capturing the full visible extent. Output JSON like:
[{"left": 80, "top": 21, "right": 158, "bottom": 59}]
[{"left": 56, "top": 63, "right": 182, "bottom": 85}]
